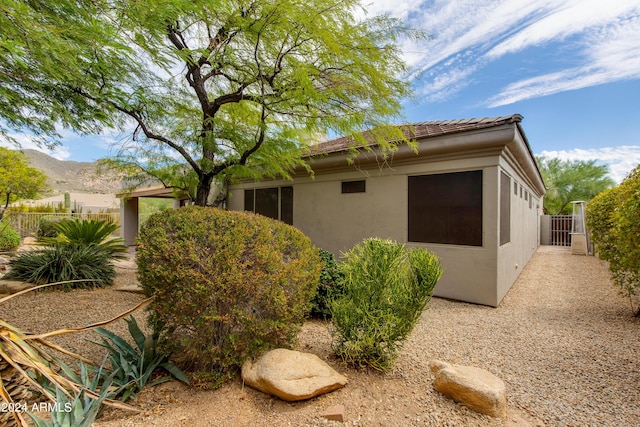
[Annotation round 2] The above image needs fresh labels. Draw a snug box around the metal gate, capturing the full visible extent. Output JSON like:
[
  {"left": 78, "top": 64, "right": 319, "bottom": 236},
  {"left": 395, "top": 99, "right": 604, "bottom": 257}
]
[{"left": 550, "top": 215, "right": 572, "bottom": 246}]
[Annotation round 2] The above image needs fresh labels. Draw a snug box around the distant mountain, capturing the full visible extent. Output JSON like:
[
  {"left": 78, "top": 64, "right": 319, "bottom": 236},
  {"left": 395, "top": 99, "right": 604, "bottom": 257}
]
[{"left": 21, "top": 149, "right": 124, "bottom": 194}]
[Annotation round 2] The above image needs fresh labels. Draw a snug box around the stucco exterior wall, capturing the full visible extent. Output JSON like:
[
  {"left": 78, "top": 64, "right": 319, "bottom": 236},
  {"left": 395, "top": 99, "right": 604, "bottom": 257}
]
[
  {"left": 227, "top": 122, "right": 544, "bottom": 307},
  {"left": 495, "top": 159, "right": 542, "bottom": 303},
  {"left": 229, "top": 156, "right": 505, "bottom": 306}
]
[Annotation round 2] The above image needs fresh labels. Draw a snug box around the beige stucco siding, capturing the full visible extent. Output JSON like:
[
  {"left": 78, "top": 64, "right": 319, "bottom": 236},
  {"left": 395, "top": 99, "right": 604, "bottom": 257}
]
[
  {"left": 495, "top": 151, "right": 542, "bottom": 302},
  {"left": 293, "top": 173, "right": 406, "bottom": 254},
  {"left": 229, "top": 156, "right": 505, "bottom": 306},
  {"left": 227, "top": 121, "right": 544, "bottom": 307}
]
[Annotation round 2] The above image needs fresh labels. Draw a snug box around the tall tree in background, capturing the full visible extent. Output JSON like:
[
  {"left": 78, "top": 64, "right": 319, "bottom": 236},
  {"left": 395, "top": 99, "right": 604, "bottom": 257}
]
[
  {"left": 536, "top": 156, "right": 615, "bottom": 214},
  {"left": 1, "top": 0, "right": 419, "bottom": 205},
  {"left": 0, "top": 147, "right": 48, "bottom": 220}
]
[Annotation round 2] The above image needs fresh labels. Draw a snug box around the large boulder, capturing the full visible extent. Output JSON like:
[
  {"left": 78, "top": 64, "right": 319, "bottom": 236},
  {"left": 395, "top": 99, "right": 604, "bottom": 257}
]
[
  {"left": 242, "top": 349, "right": 348, "bottom": 401},
  {"left": 429, "top": 360, "right": 506, "bottom": 418}
]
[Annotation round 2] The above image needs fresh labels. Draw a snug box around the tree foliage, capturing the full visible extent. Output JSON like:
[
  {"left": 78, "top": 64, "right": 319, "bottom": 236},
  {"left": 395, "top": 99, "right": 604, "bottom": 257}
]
[
  {"left": 586, "top": 165, "right": 640, "bottom": 316},
  {"left": 0, "top": 147, "right": 48, "bottom": 219},
  {"left": 536, "top": 156, "right": 615, "bottom": 214},
  {"left": 2, "top": 0, "right": 419, "bottom": 205}
]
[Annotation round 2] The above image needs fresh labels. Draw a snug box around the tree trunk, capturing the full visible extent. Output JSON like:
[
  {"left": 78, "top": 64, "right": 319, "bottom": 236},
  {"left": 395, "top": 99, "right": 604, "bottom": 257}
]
[
  {"left": 194, "top": 173, "right": 215, "bottom": 206},
  {"left": 0, "top": 193, "right": 10, "bottom": 221}
]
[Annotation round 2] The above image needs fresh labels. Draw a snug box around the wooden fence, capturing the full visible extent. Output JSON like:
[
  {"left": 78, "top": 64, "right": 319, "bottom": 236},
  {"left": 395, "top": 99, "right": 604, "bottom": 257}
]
[{"left": 4, "top": 212, "right": 120, "bottom": 238}]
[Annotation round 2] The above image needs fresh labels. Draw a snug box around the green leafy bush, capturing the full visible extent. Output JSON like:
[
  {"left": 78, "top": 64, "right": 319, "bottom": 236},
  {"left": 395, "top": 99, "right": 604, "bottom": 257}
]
[
  {"left": 91, "top": 316, "right": 189, "bottom": 401},
  {"left": 4, "top": 244, "right": 115, "bottom": 288},
  {"left": 136, "top": 206, "right": 322, "bottom": 385},
  {"left": 309, "top": 249, "right": 345, "bottom": 319},
  {"left": 39, "top": 218, "right": 127, "bottom": 259},
  {"left": 586, "top": 187, "right": 619, "bottom": 262},
  {"left": 587, "top": 165, "right": 640, "bottom": 315},
  {"left": 37, "top": 216, "right": 65, "bottom": 238},
  {"left": 0, "top": 222, "right": 20, "bottom": 252},
  {"left": 330, "top": 238, "right": 443, "bottom": 372}
]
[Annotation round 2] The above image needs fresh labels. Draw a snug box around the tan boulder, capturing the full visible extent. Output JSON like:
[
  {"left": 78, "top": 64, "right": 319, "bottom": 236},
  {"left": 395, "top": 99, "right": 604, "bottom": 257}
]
[
  {"left": 242, "top": 349, "right": 347, "bottom": 401},
  {"left": 429, "top": 360, "right": 506, "bottom": 418}
]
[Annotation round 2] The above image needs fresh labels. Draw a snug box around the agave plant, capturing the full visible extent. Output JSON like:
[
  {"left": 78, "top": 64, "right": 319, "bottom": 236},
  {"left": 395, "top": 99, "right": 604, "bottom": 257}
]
[
  {"left": 0, "top": 281, "right": 152, "bottom": 427},
  {"left": 91, "top": 316, "right": 190, "bottom": 402},
  {"left": 37, "top": 218, "right": 128, "bottom": 260},
  {"left": 26, "top": 360, "right": 115, "bottom": 427}
]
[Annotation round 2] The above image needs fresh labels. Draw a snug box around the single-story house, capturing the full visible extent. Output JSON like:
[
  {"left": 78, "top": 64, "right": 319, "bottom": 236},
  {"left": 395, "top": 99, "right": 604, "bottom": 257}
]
[
  {"left": 119, "top": 114, "right": 545, "bottom": 307},
  {"left": 227, "top": 114, "right": 545, "bottom": 307}
]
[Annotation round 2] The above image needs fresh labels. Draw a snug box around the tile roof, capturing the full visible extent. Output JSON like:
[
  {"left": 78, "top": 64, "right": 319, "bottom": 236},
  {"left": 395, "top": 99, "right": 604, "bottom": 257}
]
[{"left": 308, "top": 114, "right": 523, "bottom": 156}]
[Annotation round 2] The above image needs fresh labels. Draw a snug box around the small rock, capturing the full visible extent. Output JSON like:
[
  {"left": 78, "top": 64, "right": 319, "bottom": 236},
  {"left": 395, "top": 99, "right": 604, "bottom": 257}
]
[
  {"left": 321, "top": 404, "right": 345, "bottom": 422},
  {"left": 429, "top": 359, "right": 507, "bottom": 418},
  {"left": 242, "top": 348, "right": 348, "bottom": 401}
]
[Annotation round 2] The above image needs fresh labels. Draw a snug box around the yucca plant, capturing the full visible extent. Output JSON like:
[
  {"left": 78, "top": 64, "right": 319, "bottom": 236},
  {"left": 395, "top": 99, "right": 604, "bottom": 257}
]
[
  {"left": 38, "top": 218, "right": 127, "bottom": 260},
  {"left": 0, "top": 282, "right": 152, "bottom": 427},
  {"left": 91, "top": 316, "right": 190, "bottom": 401}
]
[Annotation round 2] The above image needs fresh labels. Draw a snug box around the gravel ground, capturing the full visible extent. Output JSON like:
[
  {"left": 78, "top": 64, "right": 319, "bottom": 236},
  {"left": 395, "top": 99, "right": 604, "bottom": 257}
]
[{"left": 1, "top": 247, "right": 638, "bottom": 426}]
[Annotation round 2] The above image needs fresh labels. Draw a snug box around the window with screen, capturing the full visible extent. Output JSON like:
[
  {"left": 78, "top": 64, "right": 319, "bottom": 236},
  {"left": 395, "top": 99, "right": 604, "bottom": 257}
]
[
  {"left": 244, "top": 186, "right": 293, "bottom": 225},
  {"left": 408, "top": 170, "right": 483, "bottom": 246},
  {"left": 500, "top": 171, "right": 511, "bottom": 246}
]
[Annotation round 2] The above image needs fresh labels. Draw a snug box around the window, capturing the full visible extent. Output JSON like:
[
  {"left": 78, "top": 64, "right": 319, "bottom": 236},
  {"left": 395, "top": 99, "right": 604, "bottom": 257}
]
[
  {"left": 244, "top": 186, "right": 293, "bottom": 225},
  {"left": 514, "top": 181, "right": 518, "bottom": 195},
  {"left": 342, "top": 180, "right": 366, "bottom": 193},
  {"left": 500, "top": 172, "right": 511, "bottom": 245},
  {"left": 408, "top": 170, "right": 483, "bottom": 246}
]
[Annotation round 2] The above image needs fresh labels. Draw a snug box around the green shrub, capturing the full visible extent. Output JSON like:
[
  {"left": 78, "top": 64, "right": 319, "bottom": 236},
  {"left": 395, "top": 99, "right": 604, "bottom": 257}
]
[
  {"left": 0, "top": 223, "right": 20, "bottom": 252},
  {"left": 4, "top": 244, "right": 115, "bottom": 289},
  {"left": 39, "top": 218, "right": 127, "bottom": 259},
  {"left": 136, "top": 206, "right": 322, "bottom": 385},
  {"left": 37, "top": 216, "right": 65, "bottom": 238},
  {"left": 586, "top": 186, "right": 619, "bottom": 262},
  {"left": 310, "top": 249, "right": 345, "bottom": 319},
  {"left": 587, "top": 166, "right": 640, "bottom": 316},
  {"left": 330, "top": 238, "right": 443, "bottom": 372}
]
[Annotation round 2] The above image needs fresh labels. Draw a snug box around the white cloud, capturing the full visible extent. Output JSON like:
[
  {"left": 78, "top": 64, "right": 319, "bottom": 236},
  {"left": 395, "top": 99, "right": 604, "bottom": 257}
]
[
  {"left": 486, "top": 0, "right": 640, "bottom": 59},
  {"left": 538, "top": 146, "right": 640, "bottom": 183},
  {"left": 384, "top": 0, "right": 640, "bottom": 104},
  {"left": 0, "top": 133, "right": 71, "bottom": 160},
  {"left": 488, "top": 13, "right": 640, "bottom": 106}
]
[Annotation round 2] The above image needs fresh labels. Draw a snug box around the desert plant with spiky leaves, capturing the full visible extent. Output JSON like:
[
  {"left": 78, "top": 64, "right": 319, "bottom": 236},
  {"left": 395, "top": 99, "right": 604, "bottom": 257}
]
[
  {"left": 38, "top": 218, "right": 127, "bottom": 260},
  {"left": 91, "top": 316, "right": 190, "bottom": 402},
  {"left": 0, "top": 281, "right": 151, "bottom": 427},
  {"left": 27, "top": 360, "right": 115, "bottom": 427}
]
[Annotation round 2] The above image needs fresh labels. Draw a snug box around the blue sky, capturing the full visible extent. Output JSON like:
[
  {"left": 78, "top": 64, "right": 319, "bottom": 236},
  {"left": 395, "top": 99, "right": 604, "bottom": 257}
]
[{"left": 5, "top": 0, "right": 640, "bottom": 183}]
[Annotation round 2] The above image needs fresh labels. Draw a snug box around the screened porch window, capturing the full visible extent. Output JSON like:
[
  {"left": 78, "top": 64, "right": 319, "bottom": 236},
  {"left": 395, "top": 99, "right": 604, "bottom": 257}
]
[
  {"left": 408, "top": 170, "right": 483, "bottom": 246},
  {"left": 244, "top": 186, "right": 293, "bottom": 225}
]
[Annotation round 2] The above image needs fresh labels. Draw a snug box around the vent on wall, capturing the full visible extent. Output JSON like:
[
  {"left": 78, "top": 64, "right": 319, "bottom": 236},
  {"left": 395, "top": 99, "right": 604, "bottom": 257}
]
[{"left": 341, "top": 180, "right": 366, "bottom": 193}]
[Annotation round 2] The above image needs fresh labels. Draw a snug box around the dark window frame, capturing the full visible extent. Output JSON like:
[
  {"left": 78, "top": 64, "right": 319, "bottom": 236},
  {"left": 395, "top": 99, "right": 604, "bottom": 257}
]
[
  {"left": 408, "top": 170, "right": 483, "bottom": 247},
  {"left": 244, "top": 186, "right": 293, "bottom": 225},
  {"left": 500, "top": 171, "right": 511, "bottom": 246}
]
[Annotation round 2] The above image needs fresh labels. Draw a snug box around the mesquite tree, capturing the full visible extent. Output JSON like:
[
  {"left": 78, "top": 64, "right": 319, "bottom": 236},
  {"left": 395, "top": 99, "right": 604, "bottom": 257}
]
[{"left": 2, "top": 0, "right": 419, "bottom": 205}]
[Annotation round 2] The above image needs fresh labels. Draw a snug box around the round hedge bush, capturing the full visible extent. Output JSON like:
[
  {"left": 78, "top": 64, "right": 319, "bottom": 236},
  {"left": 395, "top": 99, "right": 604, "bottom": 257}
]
[
  {"left": 0, "top": 223, "right": 21, "bottom": 252},
  {"left": 136, "top": 206, "right": 322, "bottom": 383}
]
